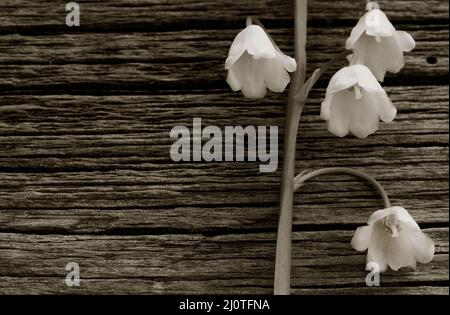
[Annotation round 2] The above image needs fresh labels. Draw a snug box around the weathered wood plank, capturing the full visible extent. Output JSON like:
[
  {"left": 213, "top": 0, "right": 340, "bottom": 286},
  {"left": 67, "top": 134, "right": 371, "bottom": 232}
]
[
  {"left": 0, "top": 86, "right": 447, "bottom": 135},
  {"left": 0, "top": 27, "right": 447, "bottom": 91},
  {"left": 291, "top": 286, "right": 449, "bottom": 295},
  {"left": 0, "top": 229, "right": 448, "bottom": 293},
  {"left": 0, "top": 28, "right": 446, "bottom": 66},
  {"left": 0, "top": 166, "right": 447, "bottom": 221},
  {"left": 0, "top": 0, "right": 447, "bottom": 296},
  {"left": 0, "top": 228, "right": 447, "bottom": 294},
  {"left": 0, "top": 58, "right": 444, "bottom": 93},
  {"left": 0, "top": 0, "right": 447, "bottom": 30},
  {"left": 0, "top": 86, "right": 447, "bottom": 230},
  {"left": 0, "top": 279, "right": 447, "bottom": 295},
  {"left": 0, "top": 193, "right": 447, "bottom": 234}
]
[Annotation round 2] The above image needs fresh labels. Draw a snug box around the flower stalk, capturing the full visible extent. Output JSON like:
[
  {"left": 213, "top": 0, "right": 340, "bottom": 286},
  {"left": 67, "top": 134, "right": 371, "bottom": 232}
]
[
  {"left": 274, "top": 0, "right": 307, "bottom": 296},
  {"left": 246, "top": 16, "right": 252, "bottom": 27},
  {"left": 223, "top": 0, "right": 431, "bottom": 294},
  {"left": 294, "top": 167, "right": 391, "bottom": 208}
]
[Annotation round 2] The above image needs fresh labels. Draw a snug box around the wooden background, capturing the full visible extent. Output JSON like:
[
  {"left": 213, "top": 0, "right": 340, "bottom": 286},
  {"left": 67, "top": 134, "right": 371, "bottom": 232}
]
[{"left": 0, "top": 0, "right": 448, "bottom": 294}]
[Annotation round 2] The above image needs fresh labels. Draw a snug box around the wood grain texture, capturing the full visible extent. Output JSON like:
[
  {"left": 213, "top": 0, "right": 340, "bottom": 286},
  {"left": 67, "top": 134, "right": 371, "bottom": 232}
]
[
  {"left": 0, "top": 27, "right": 447, "bottom": 92},
  {"left": 1, "top": 27, "right": 447, "bottom": 64},
  {"left": 0, "top": 0, "right": 448, "bottom": 30},
  {"left": 0, "top": 228, "right": 447, "bottom": 294},
  {"left": 0, "top": 0, "right": 448, "bottom": 295},
  {"left": 0, "top": 86, "right": 448, "bottom": 233}
]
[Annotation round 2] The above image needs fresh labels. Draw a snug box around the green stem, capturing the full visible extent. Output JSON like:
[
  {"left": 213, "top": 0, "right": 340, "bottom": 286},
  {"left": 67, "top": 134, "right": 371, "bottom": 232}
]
[
  {"left": 294, "top": 167, "right": 391, "bottom": 208},
  {"left": 274, "top": 0, "right": 307, "bottom": 296},
  {"left": 294, "top": 49, "right": 348, "bottom": 102},
  {"left": 246, "top": 16, "right": 253, "bottom": 27}
]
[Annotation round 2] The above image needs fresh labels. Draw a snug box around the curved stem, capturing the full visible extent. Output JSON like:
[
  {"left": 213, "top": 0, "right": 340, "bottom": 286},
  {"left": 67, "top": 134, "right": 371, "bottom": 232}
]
[{"left": 294, "top": 167, "right": 391, "bottom": 208}]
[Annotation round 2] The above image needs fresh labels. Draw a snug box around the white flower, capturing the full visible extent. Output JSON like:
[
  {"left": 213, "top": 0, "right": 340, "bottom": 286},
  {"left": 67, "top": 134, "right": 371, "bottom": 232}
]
[
  {"left": 346, "top": 3, "right": 415, "bottom": 82},
  {"left": 351, "top": 206, "right": 435, "bottom": 272},
  {"left": 321, "top": 64, "right": 397, "bottom": 138},
  {"left": 225, "top": 24, "right": 297, "bottom": 98}
]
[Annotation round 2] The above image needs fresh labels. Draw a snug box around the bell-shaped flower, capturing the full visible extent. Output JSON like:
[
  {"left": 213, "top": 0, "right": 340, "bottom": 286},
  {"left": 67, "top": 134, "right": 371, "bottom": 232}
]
[
  {"left": 321, "top": 64, "right": 397, "bottom": 138},
  {"left": 351, "top": 206, "right": 435, "bottom": 272},
  {"left": 346, "top": 2, "right": 415, "bottom": 82},
  {"left": 225, "top": 24, "right": 297, "bottom": 98}
]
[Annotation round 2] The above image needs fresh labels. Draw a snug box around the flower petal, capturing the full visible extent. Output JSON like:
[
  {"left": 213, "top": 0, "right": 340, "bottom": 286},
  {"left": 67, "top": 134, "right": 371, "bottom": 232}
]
[
  {"left": 371, "top": 91, "right": 397, "bottom": 123},
  {"left": 382, "top": 36, "right": 406, "bottom": 74},
  {"left": 242, "top": 77, "right": 267, "bottom": 98},
  {"left": 325, "top": 66, "right": 360, "bottom": 94},
  {"left": 385, "top": 221, "right": 434, "bottom": 271},
  {"left": 390, "top": 207, "right": 421, "bottom": 230},
  {"left": 367, "top": 221, "right": 389, "bottom": 272},
  {"left": 322, "top": 65, "right": 394, "bottom": 138},
  {"left": 226, "top": 65, "right": 242, "bottom": 92},
  {"left": 225, "top": 27, "right": 249, "bottom": 69},
  {"left": 346, "top": 12, "right": 368, "bottom": 49},
  {"left": 326, "top": 90, "right": 352, "bottom": 137},
  {"left": 261, "top": 58, "right": 291, "bottom": 93},
  {"left": 367, "top": 207, "right": 420, "bottom": 230},
  {"left": 351, "top": 37, "right": 388, "bottom": 81},
  {"left": 322, "top": 65, "right": 382, "bottom": 120},
  {"left": 245, "top": 25, "right": 277, "bottom": 60},
  {"left": 352, "top": 33, "right": 406, "bottom": 81},
  {"left": 394, "top": 30, "right": 416, "bottom": 52},
  {"left": 320, "top": 97, "right": 332, "bottom": 120},
  {"left": 349, "top": 90, "right": 380, "bottom": 138},
  {"left": 353, "top": 64, "right": 385, "bottom": 93},
  {"left": 276, "top": 51, "right": 297, "bottom": 72},
  {"left": 360, "top": 84, "right": 397, "bottom": 123},
  {"left": 225, "top": 25, "right": 277, "bottom": 69},
  {"left": 365, "top": 9, "right": 395, "bottom": 37},
  {"left": 408, "top": 226, "right": 435, "bottom": 264},
  {"left": 227, "top": 52, "right": 267, "bottom": 98},
  {"left": 358, "top": 207, "right": 434, "bottom": 272},
  {"left": 367, "top": 209, "right": 390, "bottom": 225},
  {"left": 352, "top": 225, "right": 373, "bottom": 251},
  {"left": 385, "top": 226, "right": 418, "bottom": 271}
]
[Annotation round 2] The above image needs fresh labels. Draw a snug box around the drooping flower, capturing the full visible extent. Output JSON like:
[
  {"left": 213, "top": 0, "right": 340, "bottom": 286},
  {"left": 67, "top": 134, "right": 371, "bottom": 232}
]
[
  {"left": 321, "top": 64, "right": 397, "bottom": 138},
  {"left": 346, "top": 2, "right": 416, "bottom": 82},
  {"left": 225, "top": 24, "right": 297, "bottom": 98},
  {"left": 351, "top": 206, "right": 435, "bottom": 272}
]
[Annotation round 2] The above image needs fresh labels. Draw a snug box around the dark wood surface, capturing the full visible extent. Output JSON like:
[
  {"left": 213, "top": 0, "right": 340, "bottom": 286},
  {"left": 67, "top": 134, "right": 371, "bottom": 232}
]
[{"left": 0, "top": 0, "right": 448, "bottom": 294}]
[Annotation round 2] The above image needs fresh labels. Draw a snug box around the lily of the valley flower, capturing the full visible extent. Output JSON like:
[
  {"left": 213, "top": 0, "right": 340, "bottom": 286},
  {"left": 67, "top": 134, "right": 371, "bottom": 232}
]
[
  {"left": 225, "top": 24, "right": 297, "bottom": 98},
  {"left": 346, "top": 2, "right": 416, "bottom": 82},
  {"left": 321, "top": 64, "right": 397, "bottom": 138},
  {"left": 352, "top": 206, "right": 435, "bottom": 272}
]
